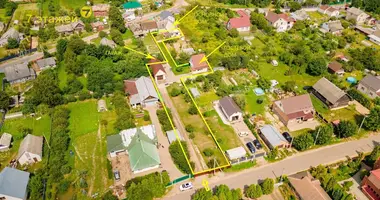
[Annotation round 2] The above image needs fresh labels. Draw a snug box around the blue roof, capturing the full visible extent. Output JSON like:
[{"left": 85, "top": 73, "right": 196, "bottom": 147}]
[
  {"left": 123, "top": 1, "right": 142, "bottom": 9},
  {"left": 0, "top": 167, "right": 30, "bottom": 199},
  {"left": 260, "top": 125, "right": 287, "bottom": 147}
]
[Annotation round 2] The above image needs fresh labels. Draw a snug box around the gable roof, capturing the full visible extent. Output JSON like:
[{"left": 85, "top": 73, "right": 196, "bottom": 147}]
[
  {"left": 275, "top": 94, "right": 314, "bottom": 114},
  {"left": 288, "top": 171, "right": 331, "bottom": 200},
  {"left": 141, "top": 20, "right": 158, "bottom": 31},
  {"left": 259, "top": 125, "right": 288, "bottom": 147},
  {"left": 123, "top": 2, "right": 142, "bottom": 9},
  {"left": 133, "top": 76, "right": 159, "bottom": 104},
  {"left": 313, "top": 77, "right": 347, "bottom": 104},
  {"left": 92, "top": 4, "right": 110, "bottom": 12},
  {"left": 4, "top": 62, "right": 36, "bottom": 82},
  {"left": 124, "top": 80, "right": 138, "bottom": 95},
  {"left": 0, "top": 133, "right": 12, "bottom": 148},
  {"left": 100, "top": 38, "right": 116, "bottom": 48},
  {"left": 159, "top": 11, "right": 174, "bottom": 21},
  {"left": 36, "top": 57, "right": 56, "bottom": 69},
  {"left": 190, "top": 53, "right": 209, "bottom": 71},
  {"left": 150, "top": 62, "right": 165, "bottom": 77},
  {"left": 326, "top": 7, "right": 338, "bottom": 13},
  {"left": 326, "top": 21, "right": 344, "bottom": 32},
  {"left": 266, "top": 11, "right": 294, "bottom": 23},
  {"left": 319, "top": 5, "right": 329, "bottom": 11},
  {"left": 107, "top": 134, "right": 125, "bottom": 153},
  {"left": 228, "top": 10, "right": 251, "bottom": 29},
  {"left": 347, "top": 7, "right": 366, "bottom": 16},
  {"left": 0, "top": 167, "right": 29, "bottom": 199},
  {"left": 219, "top": 96, "right": 242, "bottom": 117},
  {"left": 328, "top": 61, "right": 343, "bottom": 72},
  {"left": 0, "top": 27, "right": 20, "bottom": 41},
  {"left": 359, "top": 75, "right": 380, "bottom": 93},
  {"left": 127, "top": 128, "right": 160, "bottom": 172},
  {"left": 17, "top": 134, "right": 43, "bottom": 160}
]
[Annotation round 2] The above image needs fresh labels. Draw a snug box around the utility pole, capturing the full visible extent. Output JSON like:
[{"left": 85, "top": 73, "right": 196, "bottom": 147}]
[
  {"left": 358, "top": 115, "right": 368, "bottom": 134},
  {"left": 314, "top": 127, "right": 321, "bottom": 146},
  {"left": 289, "top": 137, "right": 294, "bottom": 148},
  {"left": 280, "top": 168, "right": 285, "bottom": 182}
]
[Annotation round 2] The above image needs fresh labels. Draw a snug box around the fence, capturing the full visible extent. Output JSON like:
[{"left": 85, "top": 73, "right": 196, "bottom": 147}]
[
  {"left": 166, "top": 174, "right": 193, "bottom": 187},
  {"left": 0, "top": 48, "right": 38, "bottom": 63}
]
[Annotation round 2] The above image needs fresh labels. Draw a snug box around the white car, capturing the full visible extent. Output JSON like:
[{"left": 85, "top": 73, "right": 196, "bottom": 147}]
[
  {"left": 179, "top": 182, "right": 193, "bottom": 191},
  {"left": 238, "top": 132, "right": 248, "bottom": 137}
]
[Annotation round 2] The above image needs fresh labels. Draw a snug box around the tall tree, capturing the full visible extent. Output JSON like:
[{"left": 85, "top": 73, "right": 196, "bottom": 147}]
[
  {"left": 28, "top": 70, "right": 63, "bottom": 107},
  {"left": 109, "top": 6, "right": 127, "bottom": 33},
  {"left": 363, "top": 107, "right": 380, "bottom": 131},
  {"left": 56, "top": 39, "right": 68, "bottom": 62},
  {"left": 335, "top": 120, "right": 358, "bottom": 138},
  {"left": 0, "top": 91, "right": 10, "bottom": 111}
]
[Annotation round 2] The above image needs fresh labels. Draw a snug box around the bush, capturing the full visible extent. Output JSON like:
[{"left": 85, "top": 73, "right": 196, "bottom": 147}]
[
  {"left": 189, "top": 133, "right": 195, "bottom": 139},
  {"left": 261, "top": 178, "right": 274, "bottom": 195},
  {"left": 143, "top": 111, "right": 150, "bottom": 121},
  {"left": 335, "top": 120, "right": 358, "bottom": 138},
  {"left": 169, "top": 141, "right": 192, "bottom": 174},
  {"left": 61, "top": 165, "right": 71, "bottom": 174},
  {"left": 58, "top": 180, "right": 71, "bottom": 193},
  {"left": 156, "top": 109, "right": 173, "bottom": 132},
  {"left": 292, "top": 133, "right": 314, "bottom": 151},
  {"left": 347, "top": 89, "right": 372, "bottom": 109},
  {"left": 170, "top": 87, "right": 181, "bottom": 97},
  {"left": 185, "top": 124, "right": 194, "bottom": 133},
  {"left": 188, "top": 104, "right": 198, "bottom": 115},
  {"left": 203, "top": 148, "right": 214, "bottom": 157},
  {"left": 78, "top": 91, "right": 92, "bottom": 101},
  {"left": 245, "top": 184, "right": 262, "bottom": 199},
  {"left": 65, "top": 95, "right": 77, "bottom": 103}
]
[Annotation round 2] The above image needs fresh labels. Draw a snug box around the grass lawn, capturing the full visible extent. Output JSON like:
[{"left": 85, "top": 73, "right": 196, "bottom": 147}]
[
  {"left": 42, "top": 0, "right": 59, "bottom": 16},
  {"left": 158, "top": 42, "right": 176, "bottom": 67},
  {"left": 144, "top": 35, "right": 160, "bottom": 54},
  {"left": 307, "top": 11, "right": 327, "bottom": 22},
  {"left": 122, "top": 30, "right": 133, "bottom": 40},
  {"left": 311, "top": 94, "right": 329, "bottom": 115},
  {"left": 67, "top": 100, "right": 100, "bottom": 138},
  {"left": 290, "top": 128, "right": 312, "bottom": 137},
  {"left": 0, "top": 48, "right": 7, "bottom": 58},
  {"left": 0, "top": 73, "right": 4, "bottom": 89},
  {"left": 324, "top": 105, "right": 361, "bottom": 122},
  {"left": 245, "top": 89, "right": 269, "bottom": 115},
  {"left": 57, "top": 64, "right": 68, "bottom": 90},
  {"left": 60, "top": 0, "right": 86, "bottom": 10},
  {"left": 196, "top": 90, "right": 219, "bottom": 111},
  {"left": 12, "top": 3, "right": 39, "bottom": 24},
  {"left": 0, "top": 9, "right": 11, "bottom": 25}
]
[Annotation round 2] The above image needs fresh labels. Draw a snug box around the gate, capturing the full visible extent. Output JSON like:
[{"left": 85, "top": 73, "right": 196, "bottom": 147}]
[{"left": 166, "top": 174, "right": 193, "bottom": 187}]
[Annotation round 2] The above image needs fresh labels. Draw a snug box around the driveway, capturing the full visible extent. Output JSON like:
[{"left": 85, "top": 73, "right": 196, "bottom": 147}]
[
  {"left": 287, "top": 120, "right": 320, "bottom": 132},
  {"left": 145, "top": 105, "right": 184, "bottom": 180}
]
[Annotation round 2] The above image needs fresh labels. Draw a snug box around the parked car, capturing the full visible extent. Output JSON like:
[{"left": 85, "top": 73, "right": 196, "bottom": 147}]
[
  {"left": 238, "top": 132, "right": 248, "bottom": 137},
  {"left": 282, "top": 132, "right": 292, "bottom": 143},
  {"left": 252, "top": 139, "right": 262, "bottom": 150},
  {"left": 246, "top": 142, "right": 256, "bottom": 154},
  {"left": 113, "top": 170, "right": 120, "bottom": 181},
  {"left": 180, "top": 182, "right": 193, "bottom": 191}
]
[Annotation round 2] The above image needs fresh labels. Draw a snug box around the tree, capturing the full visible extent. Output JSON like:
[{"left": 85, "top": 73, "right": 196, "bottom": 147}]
[
  {"left": 289, "top": 2, "right": 301, "bottom": 12},
  {"left": 102, "top": 191, "right": 118, "bottom": 200},
  {"left": 99, "top": 31, "right": 107, "bottom": 38},
  {"left": 313, "top": 125, "right": 333, "bottom": 145},
  {"left": 366, "top": 146, "right": 380, "bottom": 166},
  {"left": 6, "top": 38, "right": 19, "bottom": 49},
  {"left": 335, "top": 120, "right": 358, "bottom": 138},
  {"left": 351, "top": 0, "right": 363, "bottom": 8},
  {"left": 110, "top": 28, "right": 124, "bottom": 46},
  {"left": 202, "top": 79, "right": 211, "bottom": 92},
  {"left": 109, "top": 6, "right": 126, "bottom": 33},
  {"left": 293, "top": 133, "right": 314, "bottom": 151},
  {"left": 261, "top": 178, "right": 274, "bottom": 195},
  {"left": 307, "top": 57, "right": 326, "bottom": 76},
  {"left": 185, "top": 124, "right": 194, "bottom": 133},
  {"left": 0, "top": 91, "right": 10, "bottom": 111},
  {"left": 250, "top": 12, "right": 270, "bottom": 31},
  {"left": 363, "top": 107, "right": 380, "bottom": 131},
  {"left": 192, "top": 188, "right": 213, "bottom": 200},
  {"left": 56, "top": 39, "right": 68, "bottom": 61},
  {"left": 229, "top": 28, "right": 239, "bottom": 38},
  {"left": 28, "top": 171, "right": 45, "bottom": 200},
  {"left": 188, "top": 104, "right": 198, "bottom": 115},
  {"left": 125, "top": 172, "right": 170, "bottom": 200},
  {"left": 203, "top": 148, "right": 214, "bottom": 157},
  {"left": 169, "top": 141, "right": 192, "bottom": 174},
  {"left": 28, "top": 70, "right": 63, "bottom": 107},
  {"left": 282, "top": 81, "right": 296, "bottom": 92},
  {"left": 5, "top": 2, "right": 17, "bottom": 16},
  {"left": 257, "top": 78, "right": 271, "bottom": 90},
  {"left": 245, "top": 184, "right": 262, "bottom": 199}
]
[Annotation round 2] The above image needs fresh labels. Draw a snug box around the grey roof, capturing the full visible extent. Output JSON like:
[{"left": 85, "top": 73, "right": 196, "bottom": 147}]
[
  {"left": 190, "top": 87, "right": 200, "bottom": 98},
  {"left": 100, "top": 38, "right": 116, "bottom": 48},
  {"left": 17, "top": 134, "right": 43, "bottom": 160},
  {"left": 159, "top": 11, "right": 173, "bottom": 21},
  {"left": 107, "top": 134, "right": 125, "bottom": 153},
  {"left": 219, "top": 96, "right": 242, "bottom": 117},
  {"left": 4, "top": 62, "right": 36, "bottom": 82},
  {"left": 36, "top": 57, "right": 56, "bottom": 69},
  {"left": 55, "top": 20, "right": 84, "bottom": 33},
  {"left": 130, "top": 76, "right": 159, "bottom": 105},
  {"left": 326, "top": 21, "right": 344, "bottom": 32},
  {"left": 0, "top": 27, "right": 20, "bottom": 41},
  {"left": 313, "top": 77, "right": 347, "bottom": 104},
  {"left": 226, "top": 146, "right": 247, "bottom": 160},
  {"left": 166, "top": 129, "right": 184, "bottom": 144},
  {"left": 347, "top": 7, "right": 367, "bottom": 16},
  {"left": 359, "top": 75, "right": 380, "bottom": 92},
  {"left": 0, "top": 167, "right": 30, "bottom": 199},
  {"left": 260, "top": 125, "right": 288, "bottom": 147},
  {"left": 0, "top": 133, "right": 12, "bottom": 148}
]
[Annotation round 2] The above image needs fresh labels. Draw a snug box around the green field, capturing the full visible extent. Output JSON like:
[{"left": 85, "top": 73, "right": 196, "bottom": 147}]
[
  {"left": 60, "top": 0, "right": 87, "bottom": 10},
  {"left": 57, "top": 64, "right": 68, "bottom": 90},
  {"left": 245, "top": 89, "right": 269, "bottom": 115},
  {"left": 12, "top": 3, "right": 39, "bottom": 24},
  {"left": 67, "top": 100, "right": 100, "bottom": 138}
]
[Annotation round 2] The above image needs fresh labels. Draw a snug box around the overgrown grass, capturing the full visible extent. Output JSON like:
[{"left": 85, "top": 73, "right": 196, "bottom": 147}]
[
  {"left": 12, "top": 3, "right": 39, "bottom": 24},
  {"left": 57, "top": 64, "right": 68, "bottom": 90},
  {"left": 0, "top": 73, "right": 5, "bottom": 89},
  {"left": 67, "top": 100, "right": 100, "bottom": 138},
  {"left": 224, "top": 161, "right": 256, "bottom": 172},
  {"left": 59, "top": 0, "right": 87, "bottom": 10}
]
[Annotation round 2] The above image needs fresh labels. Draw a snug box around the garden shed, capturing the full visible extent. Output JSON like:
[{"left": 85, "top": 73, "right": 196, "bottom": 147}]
[
  {"left": 226, "top": 146, "right": 247, "bottom": 160},
  {"left": 97, "top": 100, "right": 107, "bottom": 112}
]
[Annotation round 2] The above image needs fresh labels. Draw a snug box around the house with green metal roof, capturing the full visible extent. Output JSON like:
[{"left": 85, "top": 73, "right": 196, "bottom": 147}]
[
  {"left": 122, "top": 2, "right": 142, "bottom": 11},
  {"left": 107, "top": 125, "right": 161, "bottom": 173}
]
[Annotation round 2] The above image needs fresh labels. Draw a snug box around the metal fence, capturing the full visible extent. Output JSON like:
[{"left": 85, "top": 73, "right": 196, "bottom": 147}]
[
  {"left": 166, "top": 174, "right": 193, "bottom": 187},
  {"left": 0, "top": 48, "right": 38, "bottom": 63}
]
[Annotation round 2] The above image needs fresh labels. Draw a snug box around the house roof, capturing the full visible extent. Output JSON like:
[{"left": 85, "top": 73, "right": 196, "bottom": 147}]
[
  {"left": 150, "top": 62, "right": 165, "bottom": 77},
  {"left": 127, "top": 128, "right": 160, "bottom": 172},
  {"left": 0, "top": 133, "right": 12, "bottom": 148},
  {"left": 17, "top": 134, "right": 43, "bottom": 160},
  {"left": 291, "top": 10, "right": 309, "bottom": 20},
  {"left": 141, "top": 20, "right": 158, "bottom": 31},
  {"left": 91, "top": 21, "right": 104, "bottom": 28},
  {"left": 319, "top": 5, "right": 329, "bottom": 11},
  {"left": 0, "top": 28, "right": 19, "bottom": 41},
  {"left": 190, "top": 53, "right": 209, "bottom": 71},
  {"left": 228, "top": 10, "right": 251, "bottom": 29},
  {"left": 369, "top": 169, "right": 380, "bottom": 190},
  {"left": 92, "top": 4, "right": 110, "bottom": 12},
  {"left": 275, "top": 94, "right": 313, "bottom": 115},
  {"left": 190, "top": 87, "right": 200, "bottom": 97},
  {"left": 326, "top": 21, "right": 344, "bottom": 32},
  {"left": 107, "top": 134, "right": 125, "bottom": 153},
  {"left": 288, "top": 171, "right": 332, "bottom": 200},
  {"left": 347, "top": 7, "right": 366, "bottom": 16},
  {"left": 259, "top": 125, "right": 288, "bottom": 147},
  {"left": 166, "top": 129, "right": 184, "bottom": 144},
  {"left": 359, "top": 75, "right": 380, "bottom": 93},
  {"left": 124, "top": 80, "right": 138, "bottom": 95},
  {"left": 55, "top": 20, "right": 84, "bottom": 33},
  {"left": 159, "top": 11, "right": 174, "bottom": 21},
  {"left": 120, "top": 125, "right": 157, "bottom": 147},
  {"left": 266, "top": 11, "right": 294, "bottom": 23},
  {"left": 313, "top": 77, "right": 347, "bottom": 104},
  {"left": 127, "top": 76, "right": 159, "bottom": 105},
  {"left": 326, "top": 7, "right": 338, "bottom": 13},
  {"left": 100, "top": 38, "right": 116, "bottom": 48},
  {"left": 226, "top": 146, "right": 247, "bottom": 160},
  {"left": 0, "top": 167, "right": 30, "bottom": 199},
  {"left": 36, "top": 57, "right": 56, "bottom": 69},
  {"left": 328, "top": 61, "right": 343, "bottom": 72},
  {"left": 123, "top": 2, "right": 142, "bottom": 9},
  {"left": 4, "top": 62, "right": 36, "bottom": 82},
  {"left": 219, "top": 96, "right": 242, "bottom": 117}
]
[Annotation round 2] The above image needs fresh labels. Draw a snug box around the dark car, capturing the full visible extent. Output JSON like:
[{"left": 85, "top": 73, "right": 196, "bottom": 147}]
[
  {"left": 282, "top": 132, "right": 292, "bottom": 143},
  {"left": 246, "top": 142, "right": 256, "bottom": 154},
  {"left": 113, "top": 170, "right": 120, "bottom": 181},
  {"left": 252, "top": 139, "right": 262, "bottom": 150}
]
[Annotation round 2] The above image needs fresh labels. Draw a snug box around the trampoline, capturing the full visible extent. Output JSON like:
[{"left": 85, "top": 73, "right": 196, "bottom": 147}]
[
  {"left": 254, "top": 88, "right": 265, "bottom": 96},
  {"left": 346, "top": 77, "right": 357, "bottom": 84}
]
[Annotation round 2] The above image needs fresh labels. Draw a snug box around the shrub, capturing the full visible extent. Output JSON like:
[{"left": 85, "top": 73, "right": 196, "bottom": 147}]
[
  {"left": 292, "top": 133, "right": 314, "bottom": 151},
  {"left": 189, "top": 133, "right": 195, "bottom": 139},
  {"left": 245, "top": 184, "right": 262, "bottom": 199},
  {"left": 143, "top": 111, "right": 150, "bottom": 121},
  {"left": 156, "top": 109, "right": 173, "bottom": 131},
  {"left": 61, "top": 165, "right": 71, "bottom": 174},
  {"left": 58, "top": 180, "right": 71, "bottom": 193},
  {"left": 335, "top": 120, "right": 358, "bottom": 138},
  {"left": 169, "top": 141, "right": 192, "bottom": 174},
  {"left": 78, "top": 91, "right": 92, "bottom": 101},
  {"left": 185, "top": 124, "right": 194, "bottom": 133},
  {"left": 170, "top": 87, "right": 181, "bottom": 97},
  {"left": 188, "top": 104, "right": 198, "bottom": 115},
  {"left": 261, "top": 178, "right": 274, "bottom": 195},
  {"left": 347, "top": 89, "right": 372, "bottom": 109},
  {"left": 203, "top": 148, "right": 214, "bottom": 157}
]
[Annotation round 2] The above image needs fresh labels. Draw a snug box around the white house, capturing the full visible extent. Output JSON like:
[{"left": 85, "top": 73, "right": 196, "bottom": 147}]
[
  {"left": 368, "top": 34, "right": 380, "bottom": 45},
  {"left": 190, "top": 54, "right": 209, "bottom": 74},
  {"left": 124, "top": 76, "right": 160, "bottom": 107},
  {"left": 17, "top": 134, "right": 43, "bottom": 166},
  {"left": 150, "top": 62, "right": 166, "bottom": 82},
  {"left": 318, "top": 5, "right": 339, "bottom": 17},
  {"left": 0, "top": 133, "right": 12, "bottom": 152},
  {"left": 219, "top": 96, "right": 243, "bottom": 122},
  {"left": 346, "top": 7, "right": 369, "bottom": 25},
  {"left": 265, "top": 11, "right": 295, "bottom": 32},
  {"left": 227, "top": 10, "right": 251, "bottom": 32}
]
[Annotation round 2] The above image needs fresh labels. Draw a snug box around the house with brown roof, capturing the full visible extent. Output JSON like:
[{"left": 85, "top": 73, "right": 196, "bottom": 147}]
[
  {"left": 227, "top": 10, "right": 251, "bottom": 32},
  {"left": 124, "top": 76, "right": 159, "bottom": 107},
  {"left": 129, "top": 20, "right": 158, "bottom": 37},
  {"left": 265, "top": 11, "right": 295, "bottom": 32},
  {"left": 272, "top": 94, "right": 315, "bottom": 126},
  {"left": 91, "top": 21, "right": 105, "bottom": 32},
  {"left": 346, "top": 7, "right": 369, "bottom": 25},
  {"left": 318, "top": 5, "right": 339, "bottom": 17},
  {"left": 149, "top": 60, "right": 166, "bottom": 82},
  {"left": 288, "top": 171, "right": 331, "bottom": 200},
  {"left": 189, "top": 54, "right": 209, "bottom": 74},
  {"left": 312, "top": 77, "right": 350, "bottom": 109},
  {"left": 55, "top": 20, "right": 85, "bottom": 35},
  {"left": 327, "top": 61, "right": 344, "bottom": 75},
  {"left": 92, "top": 4, "right": 110, "bottom": 17},
  {"left": 362, "top": 168, "right": 380, "bottom": 200},
  {"left": 321, "top": 20, "right": 344, "bottom": 35},
  {"left": 17, "top": 134, "right": 43, "bottom": 166},
  {"left": 357, "top": 75, "right": 380, "bottom": 99},
  {"left": 218, "top": 96, "right": 243, "bottom": 122}
]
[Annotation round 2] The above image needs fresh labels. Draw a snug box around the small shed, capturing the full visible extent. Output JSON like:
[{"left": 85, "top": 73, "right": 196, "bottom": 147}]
[
  {"left": 271, "top": 60, "right": 278, "bottom": 66},
  {"left": 97, "top": 100, "right": 107, "bottom": 112},
  {"left": 166, "top": 129, "right": 184, "bottom": 144},
  {"left": 0, "top": 133, "right": 12, "bottom": 152},
  {"left": 190, "top": 87, "right": 200, "bottom": 98},
  {"left": 226, "top": 146, "right": 247, "bottom": 160}
]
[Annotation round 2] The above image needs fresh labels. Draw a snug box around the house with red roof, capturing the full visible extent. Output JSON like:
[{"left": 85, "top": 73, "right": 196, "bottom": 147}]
[
  {"left": 189, "top": 54, "right": 209, "bottom": 74},
  {"left": 149, "top": 60, "right": 166, "bottom": 82},
  {"left": 362, "top": 168, "right": 380, "bottom": 200},
  {"left": 265, "top": 11, "right": 295, "bottom": 32},
  {"left": 227, "top": 10, "right": 251, "bottom": 32},
  {"left": 318, "top": 5, "right": 340, "bottom": 17}
]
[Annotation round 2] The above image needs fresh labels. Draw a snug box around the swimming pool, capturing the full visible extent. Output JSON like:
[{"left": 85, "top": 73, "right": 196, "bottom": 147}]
[
  {"left": 346, "top": 77, "right": 357, "bottom": 84},
  {"left": 254, "top": 88, "right": 265, "bottom": 96}
]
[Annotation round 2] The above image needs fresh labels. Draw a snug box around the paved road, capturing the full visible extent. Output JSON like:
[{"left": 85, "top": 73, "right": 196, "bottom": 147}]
[
  {"left": 133, "top": 0, "right": 189, "bottom": 23},
  {"left": 164, "top": 133, "right": 380, "bottom": 200}
]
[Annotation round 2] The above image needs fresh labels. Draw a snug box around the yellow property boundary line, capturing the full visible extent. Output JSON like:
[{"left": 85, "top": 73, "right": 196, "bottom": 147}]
[{"left": 145, "top": 27, "right": 230, "bottom": 176}]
